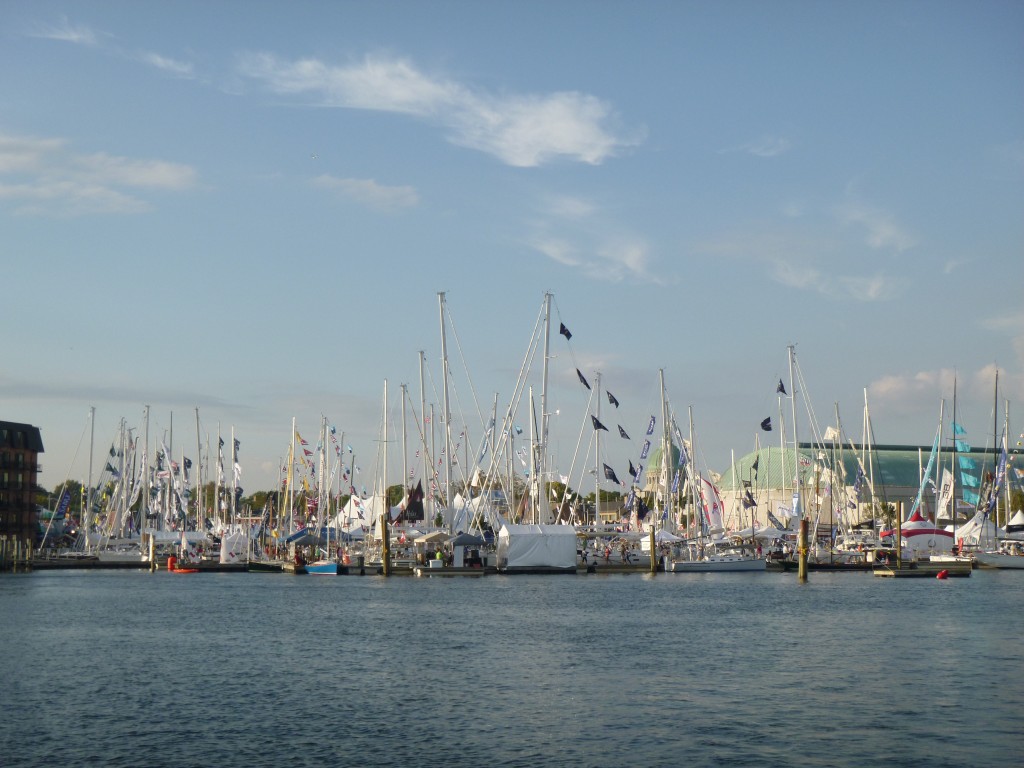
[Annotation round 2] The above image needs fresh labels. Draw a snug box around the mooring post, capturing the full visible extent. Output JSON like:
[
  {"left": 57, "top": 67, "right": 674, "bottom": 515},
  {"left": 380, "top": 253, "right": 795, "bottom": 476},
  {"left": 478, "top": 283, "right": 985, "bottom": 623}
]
[{"left": 798, "top": 518, "right": 808, "bottom": 582}]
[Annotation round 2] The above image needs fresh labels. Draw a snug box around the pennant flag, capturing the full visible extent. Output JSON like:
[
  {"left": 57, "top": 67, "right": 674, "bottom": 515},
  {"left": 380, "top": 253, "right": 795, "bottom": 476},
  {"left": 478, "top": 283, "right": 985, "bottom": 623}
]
[
  {"left": 108, "top": 445, "right": 116, "bottom": 457},
  {"left": 592, "top": 415, "right": 609, "bottom": 431},
  {"left": 636, "top": 496, "right": 650, "bottom": 520},
  {"left": 219, "top": 437, "right": 225, "bottom": 448},
  {"left": 618, "top": 425, "right": 630, "bottom": 440},
  {"left": 742, "top": 490, "right": 757, "bottom": 509},
  {"left": 646, "top": 416, "right": 656, "bottom": 435},
  {"left": 640, "top": 440, "right": 651, "bottom": 460},
  {"left": 607, "top": 391, "right": 619, "bottom": 408},
  {"left": 577, "top": 369, "right": 591, "bottom": 390},
  {"left": 952, "top": 421, "right": 966, "bottom": 436},
  {"left": 777, "top": 379, "right": 787, "bottom": 395},
  {"left": 761, "top": 417, "right": 772, "bottom": 432},
  {"left": 629, "top": 460, "right": 638, "bottom": 479},
  {"left": 603, "top": 463, "right": 621, "bottom": 485},
  {"left": 559, "top": 322, "right": 572, "bottom": 340},
  {"left": 752, "top": 456, "right": 760, "bottom": 477}
]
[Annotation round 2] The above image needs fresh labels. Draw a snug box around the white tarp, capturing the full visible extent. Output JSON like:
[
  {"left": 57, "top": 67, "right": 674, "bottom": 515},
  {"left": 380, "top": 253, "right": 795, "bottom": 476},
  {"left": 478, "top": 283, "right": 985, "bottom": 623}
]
[{"left": 496, "top": 523, "right": 577, "bottom": 569}]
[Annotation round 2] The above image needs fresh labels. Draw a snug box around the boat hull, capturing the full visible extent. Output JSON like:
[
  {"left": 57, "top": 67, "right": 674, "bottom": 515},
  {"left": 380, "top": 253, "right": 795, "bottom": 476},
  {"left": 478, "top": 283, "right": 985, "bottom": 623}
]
[
  {"left": 974, "top": 552, "right": 1024, "bottom": 570},
  {"left": 669, "top": 557, "right": 766, "bottom": 573}
]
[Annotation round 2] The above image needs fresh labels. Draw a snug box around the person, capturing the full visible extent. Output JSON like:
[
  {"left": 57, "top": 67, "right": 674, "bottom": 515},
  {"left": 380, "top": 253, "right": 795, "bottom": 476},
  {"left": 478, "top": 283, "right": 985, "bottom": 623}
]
[{"left": 434, "top": 548, "right": 443, "bottom": 561}]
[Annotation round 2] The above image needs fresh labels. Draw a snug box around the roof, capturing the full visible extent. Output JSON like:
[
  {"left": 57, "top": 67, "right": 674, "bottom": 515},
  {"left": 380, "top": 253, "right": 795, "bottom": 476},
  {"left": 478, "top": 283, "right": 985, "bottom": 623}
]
[
  {"left": 0, "top": 421, "right": 44, "bottom": 452},
  {"left": 718, "top": 443, "right": 1002, "bottom": 493}
]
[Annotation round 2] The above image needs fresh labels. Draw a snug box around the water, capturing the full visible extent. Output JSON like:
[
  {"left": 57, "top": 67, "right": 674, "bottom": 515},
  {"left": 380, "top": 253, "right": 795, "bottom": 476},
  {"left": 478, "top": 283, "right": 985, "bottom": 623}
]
[{"left": 2, "top": 569, "right": 1022, "bottom": 767}]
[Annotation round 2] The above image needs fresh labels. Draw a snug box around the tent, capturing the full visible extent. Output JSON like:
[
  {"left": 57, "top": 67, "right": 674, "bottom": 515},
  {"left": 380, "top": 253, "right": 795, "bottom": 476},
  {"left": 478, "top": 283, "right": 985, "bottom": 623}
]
[
  {"left": 495, "top": 523, "right": 577, "bottom": 570},
  {"left": 449, "top": 531, "right": 486, "bottom": 567}
]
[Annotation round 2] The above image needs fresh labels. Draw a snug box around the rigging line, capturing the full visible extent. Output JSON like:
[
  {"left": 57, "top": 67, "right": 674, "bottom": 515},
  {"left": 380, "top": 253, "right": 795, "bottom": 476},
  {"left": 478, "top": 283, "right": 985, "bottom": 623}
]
[{"left": 442, "top": 299, "right": 489, "bottom": 435}]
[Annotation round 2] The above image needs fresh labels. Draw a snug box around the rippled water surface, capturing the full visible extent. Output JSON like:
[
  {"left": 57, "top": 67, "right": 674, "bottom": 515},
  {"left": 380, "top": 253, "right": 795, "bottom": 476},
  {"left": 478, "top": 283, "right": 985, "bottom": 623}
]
[{"left": 2, "top": 569, "right": 1022, "bottom": 767}]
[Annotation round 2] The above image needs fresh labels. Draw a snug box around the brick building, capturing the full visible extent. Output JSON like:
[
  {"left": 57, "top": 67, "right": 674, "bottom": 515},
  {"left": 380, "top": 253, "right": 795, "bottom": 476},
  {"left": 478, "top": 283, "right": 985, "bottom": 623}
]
[{"left": 0, "top": 420, "right": 44, "bottom": 569}]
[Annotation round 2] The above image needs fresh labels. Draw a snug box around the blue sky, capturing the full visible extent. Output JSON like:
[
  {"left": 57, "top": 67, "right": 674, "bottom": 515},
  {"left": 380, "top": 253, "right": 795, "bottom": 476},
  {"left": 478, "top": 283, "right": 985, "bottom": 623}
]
[{"left": 2, "top": 1, "right": 1022, "bottom": 498}]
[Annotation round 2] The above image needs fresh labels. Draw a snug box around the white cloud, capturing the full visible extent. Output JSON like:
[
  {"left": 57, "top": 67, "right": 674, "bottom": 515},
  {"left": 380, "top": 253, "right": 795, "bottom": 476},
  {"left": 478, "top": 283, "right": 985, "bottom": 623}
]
[
  {"left": 837, "top": 202, "right": 916, "bottom": 253},
  {"left": 0, "top": 133, "right": 197, "bottom": 216},
  {"left": 238, "top": 52, "right": 638, "bottom": 167},
  {"left": 29, "top": 16, "right": 100, "bottom": 46},
  {"left": 139, "top": 51, "right": 195, "bottom": 78},
  {"left": 546, "top": 195, "right": 595, "bottom": 219},
  {"left": 311, "top": 174, "right": 418, "bottom": 210}
]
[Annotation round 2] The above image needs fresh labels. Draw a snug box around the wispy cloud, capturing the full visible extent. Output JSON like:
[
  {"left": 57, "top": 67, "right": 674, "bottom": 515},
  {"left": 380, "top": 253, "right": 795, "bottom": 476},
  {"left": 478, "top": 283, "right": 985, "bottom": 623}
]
[
  {"left": 311, "top": 174, "right": 418, "bottom": 210},
  {"left": 28, "top": 16, "right": 100, "bottom": 46},
  {"left": 836, "top": 201, "right": 916, "bottom": 253},
  {"left": 530, "top": 195, "right": 662, "bottom": 284},
  {"left": 237, "top": 53, "right": 640, "bottom": 167},
  {"left": 0, "top": 133, "right": 197, "bottom": 216},
  {"left": 870, "top": 364, "right": 1024, "bottom": 418},
  {"left": 138, "top": 51, "right": 195, "bottom": 79},
  {"left": 721, "top": 135, "right": 792, "bottom": 158}
]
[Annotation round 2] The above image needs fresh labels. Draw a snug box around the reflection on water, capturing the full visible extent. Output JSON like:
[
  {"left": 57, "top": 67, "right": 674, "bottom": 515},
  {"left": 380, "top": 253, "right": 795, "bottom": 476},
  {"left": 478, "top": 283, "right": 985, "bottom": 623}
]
[{"left": 1, "top": 570, "right": 1022, "bottom": 767}]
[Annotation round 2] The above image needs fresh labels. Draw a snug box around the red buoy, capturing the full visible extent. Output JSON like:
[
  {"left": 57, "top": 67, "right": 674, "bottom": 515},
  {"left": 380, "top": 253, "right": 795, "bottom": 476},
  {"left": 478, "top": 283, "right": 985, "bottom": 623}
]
[
  {"left": 936, "top": 569, "right": 949, "bottom": 580},
  {"left": 167, "top": 555, "right": 177, "bottom": 572}
]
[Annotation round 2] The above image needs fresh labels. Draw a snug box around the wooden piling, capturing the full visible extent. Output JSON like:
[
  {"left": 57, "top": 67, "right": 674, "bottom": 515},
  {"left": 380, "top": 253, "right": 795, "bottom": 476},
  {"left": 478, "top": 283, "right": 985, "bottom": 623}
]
[{"left": 798, "top": 518, "right": 808, "bottom": 582}]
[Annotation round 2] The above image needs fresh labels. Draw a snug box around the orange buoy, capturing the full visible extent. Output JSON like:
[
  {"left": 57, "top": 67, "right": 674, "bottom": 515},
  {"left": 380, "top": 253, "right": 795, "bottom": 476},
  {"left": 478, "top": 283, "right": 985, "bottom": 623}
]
[
  {"left": 936, "top": 569, "right": 949, "bottom": 580},
  {"left": 167, "top": 555, "right": 177, "bottom": 572}
]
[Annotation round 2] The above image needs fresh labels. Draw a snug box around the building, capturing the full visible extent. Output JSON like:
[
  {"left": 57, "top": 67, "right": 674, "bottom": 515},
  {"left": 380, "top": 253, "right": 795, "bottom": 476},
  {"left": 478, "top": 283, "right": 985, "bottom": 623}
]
[
  {"left": 716, "top": 443, "right": 1004, "bottom": 531},
  {"left": 0, "top": 420, "right": 44, "bottom": 569}
]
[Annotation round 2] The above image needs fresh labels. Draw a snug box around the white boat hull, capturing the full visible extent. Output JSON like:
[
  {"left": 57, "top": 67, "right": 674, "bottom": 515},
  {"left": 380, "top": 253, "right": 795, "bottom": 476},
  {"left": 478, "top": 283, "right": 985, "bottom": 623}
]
[{"left": 974, "top": 552, "right": 1024, "bottom": 570}]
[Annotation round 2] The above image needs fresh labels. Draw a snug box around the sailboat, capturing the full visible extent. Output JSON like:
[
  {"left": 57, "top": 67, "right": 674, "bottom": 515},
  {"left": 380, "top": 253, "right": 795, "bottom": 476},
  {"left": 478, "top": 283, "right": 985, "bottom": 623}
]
[{"left": 668, "top": 391, "right": 765, "bottom": 573}]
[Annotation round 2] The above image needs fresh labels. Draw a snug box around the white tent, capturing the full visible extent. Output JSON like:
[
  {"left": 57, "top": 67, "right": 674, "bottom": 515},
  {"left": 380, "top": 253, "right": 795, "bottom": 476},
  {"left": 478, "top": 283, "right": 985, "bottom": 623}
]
[
  {"left": 947, "top": 511, "right": 1003, "bottom": 548},
  {"left": 496, "top": 523, "right": 577, "bottom": 570}
]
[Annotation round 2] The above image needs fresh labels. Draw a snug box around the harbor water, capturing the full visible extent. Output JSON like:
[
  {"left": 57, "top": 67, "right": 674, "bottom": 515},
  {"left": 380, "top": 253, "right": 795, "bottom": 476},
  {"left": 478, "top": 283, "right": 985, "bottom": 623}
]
[{"left": 2, "top": 569, "right": 1022, "bottom": 767}]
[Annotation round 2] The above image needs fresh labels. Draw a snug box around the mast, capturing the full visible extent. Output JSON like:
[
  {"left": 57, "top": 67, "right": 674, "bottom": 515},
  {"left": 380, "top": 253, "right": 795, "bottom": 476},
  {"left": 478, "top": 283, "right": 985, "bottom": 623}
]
[
  {"left": 194, "top": 408, "right": 201, "bottom": 532},
  {"left": 951, "top": 377, "right": 959, "bottom": 546},
  {"left": 401, "top": 384, "right": 409, "bottom": 513},
  {"left": 595, "top": 371, "right": 602, "bottom": 523},
  {"left": 381, "top": 379, "right": 391, "bottom": 573},
  {"left": 85, "top": 406, "right": 95, "bottom": 552},
  {"left": 418, "top": 350, "right": 432, "bottom": 524},
  {"left": 230, "top": 425, "right": 237, "bottom": 524},
  {"left": 660, "top": 368, "right": 671, "bottom": 530},
  {"left": 787, "top": 344, "right": 801, "bottom": 520},
  {"left": 438, "top": 292, "right": 452, "bottom": 515},
  {"left": 540, "top": 292, "right": 552, "bottom": 487}
]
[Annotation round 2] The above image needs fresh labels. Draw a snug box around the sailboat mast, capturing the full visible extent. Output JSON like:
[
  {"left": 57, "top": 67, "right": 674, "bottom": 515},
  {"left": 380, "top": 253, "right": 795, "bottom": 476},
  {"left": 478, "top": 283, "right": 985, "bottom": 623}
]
[
  {"left": 540, "top": 292, "right": 552, "bottom": 483},
  {"left": 951, "top": 377, "right": 958, "bottom": 545},
  {"left": 438, "top": 292, "right": 452, "bottom": 514},
  {"left": 194, "top": 408, "right": 201, "bottom": 531},
  {"left": 418, "top": 350, "right": 431, "bottom": 523},
  {"left": 85, "top": 406, "right": 95, "bottom": 551},
  {"left": 401, "top": 384, "right": 409, "bottom": 509},
  {"left": 382, "top": 379, "right": 391, "bottom": 572},
  {"left": 660, "top": 368, "right": 671, "bottom": 530},
  {"left": 595, "top": 371, "right": 602, "bottom": 522},
  {"left": 787, "top": 345, "right": 801, "bottom": 520}
]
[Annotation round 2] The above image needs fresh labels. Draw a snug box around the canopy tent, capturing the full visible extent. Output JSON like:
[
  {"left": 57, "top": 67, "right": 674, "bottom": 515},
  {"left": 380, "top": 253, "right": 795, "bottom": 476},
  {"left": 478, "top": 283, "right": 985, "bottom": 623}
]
[
  {"left": 496, "top": 523, "right": 577, "bottom": 570},
  {"left": 1005, "top": 509, "right": 1024, "bottom": 534}
]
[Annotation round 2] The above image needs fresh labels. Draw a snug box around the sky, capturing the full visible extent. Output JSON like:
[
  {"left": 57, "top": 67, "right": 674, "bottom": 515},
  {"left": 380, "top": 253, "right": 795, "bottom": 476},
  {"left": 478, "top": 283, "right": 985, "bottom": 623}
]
[{"left": 2, "top": 0, "right": 1023, "bottom": 500}]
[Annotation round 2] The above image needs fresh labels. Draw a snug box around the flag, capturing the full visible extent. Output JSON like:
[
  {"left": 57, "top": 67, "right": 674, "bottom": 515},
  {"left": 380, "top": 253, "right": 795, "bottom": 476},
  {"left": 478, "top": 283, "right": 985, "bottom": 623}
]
[
  {"left": 559, "top": 322, "right": 572, "bottom": 340},
  {"left": 823, "top": 426, "right": 840, "bottom": 442},
  {"left": 515, "top": 424, "right": 523, "bottom": 435},
  {"left": 636, "top": 496, "right": 650, "bottom": 520},
  {"left": 646, "top": 416, "right": 656, "bottom": 435},
  {"left": 767, "top": 509, "right": 784, "bottom": 529},
  {"left": 761, "top": 417, "right": 772, "bottom": 432},
  {"left": 603, "top": 464, "right": 621, "bottom": 485},
  {"left": 777, "top": 379, "right": 787, "bottom": 395},
  {"left": 952, "top": 421, "right": 966, "bottom": 436},
  {"left": 752, "top": 456, "right": 760, "bottom": 477},
  {"left": 592, "top": 415, "right": 608, "bottom": 431},
  {"left": 577, "top": 369, "right": 591, "bottom": 390},
  {"left": 629, "top": 460, "right": 638, "bottom": 479},
  {"left": 607, "top": 391, "right": 619, "bottom": 408},
  {"left": 742, "top": 490, "right": 757, "bottom": 509},
  {"left": 640, "top": 440, "right": 651, "bottom": 460},
  {"left": 618, "top": 425, "right": 630, "bottom": 440}
]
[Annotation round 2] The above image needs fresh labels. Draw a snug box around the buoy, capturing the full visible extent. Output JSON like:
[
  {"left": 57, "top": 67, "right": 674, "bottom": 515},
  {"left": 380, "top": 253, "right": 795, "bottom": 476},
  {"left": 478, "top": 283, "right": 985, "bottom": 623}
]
[
  {"left": 167, "top": 555, "right": 177, "bottom": 572},
  {"left": 936, "top": 569, "right": 949, "bottom": 580}
]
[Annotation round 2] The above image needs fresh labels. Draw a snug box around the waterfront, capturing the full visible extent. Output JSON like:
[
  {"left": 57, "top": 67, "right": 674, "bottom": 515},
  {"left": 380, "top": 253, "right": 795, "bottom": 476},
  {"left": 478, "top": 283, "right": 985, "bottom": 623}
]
[{"left": 1, "top": 570, "right": 1022, "bottom": 767}]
